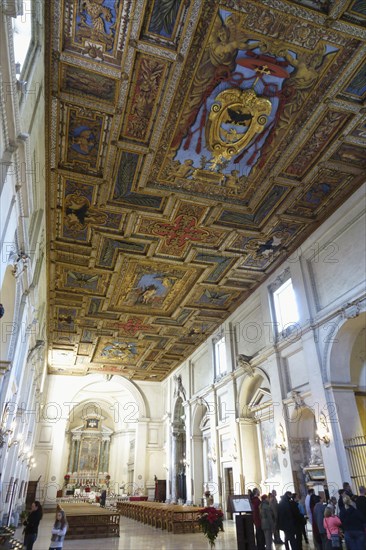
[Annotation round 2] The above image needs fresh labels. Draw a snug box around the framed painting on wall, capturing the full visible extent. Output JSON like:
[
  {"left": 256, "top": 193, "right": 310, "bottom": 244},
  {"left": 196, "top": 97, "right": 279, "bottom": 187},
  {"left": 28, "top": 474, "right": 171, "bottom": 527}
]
[
  {"left": 78, "top": 437, "right": 100, "bottom": 472},
  {"left": 260, "top": 418, "right": 281, "bottom": 479}
]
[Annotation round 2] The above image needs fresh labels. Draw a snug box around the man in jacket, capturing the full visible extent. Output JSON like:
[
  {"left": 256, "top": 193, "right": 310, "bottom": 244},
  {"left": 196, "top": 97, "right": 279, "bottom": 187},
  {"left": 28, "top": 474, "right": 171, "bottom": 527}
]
[
  {"left": 277, "top": 492, "right": 297, "bottom": 550},
  {"left": 270, "top": 489, "right": 284, "bottom": 544},
  {"left": 313, "top": 493, "right": 327, "bottom": 550}
]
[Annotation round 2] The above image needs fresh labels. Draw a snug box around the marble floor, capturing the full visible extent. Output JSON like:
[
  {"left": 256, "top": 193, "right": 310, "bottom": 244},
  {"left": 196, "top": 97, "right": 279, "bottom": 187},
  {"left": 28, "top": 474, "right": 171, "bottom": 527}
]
[{"left": 16, "top": 513, "right": 315, "bottom": 550}]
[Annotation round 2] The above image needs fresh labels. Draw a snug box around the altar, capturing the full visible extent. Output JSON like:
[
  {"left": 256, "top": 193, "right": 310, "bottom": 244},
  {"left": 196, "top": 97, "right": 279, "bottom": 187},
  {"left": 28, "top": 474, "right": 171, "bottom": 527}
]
[{"left": 64, "top": 415, "right": 113, "bottom": 493}]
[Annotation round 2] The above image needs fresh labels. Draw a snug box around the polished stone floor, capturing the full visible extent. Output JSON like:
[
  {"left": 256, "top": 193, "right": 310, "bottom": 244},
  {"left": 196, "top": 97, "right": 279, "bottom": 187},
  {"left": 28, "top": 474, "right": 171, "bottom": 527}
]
[{"left": 16, "top": 513, "right": 314, "bottom": 549}]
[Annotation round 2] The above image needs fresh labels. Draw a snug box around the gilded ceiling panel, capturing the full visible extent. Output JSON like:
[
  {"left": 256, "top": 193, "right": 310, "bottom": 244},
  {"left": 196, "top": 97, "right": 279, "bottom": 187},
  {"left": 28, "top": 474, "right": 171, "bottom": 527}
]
[
  {"left": 330, "top": 143, "right": 366, "bottom": 168},
  {"left": 62, "top": 0, "right": 127, "bottom": 64},
  {"left": 136, "top": 202, "right": 225, "bottom": 257},
  {"left": 46, "top": 0, "right": 366, "bottom": 380},
  {"left": 120, "top": 54, "right": 169, "bottom": 143},
  {"left": 93, "top": 338, "right": 149, "bottom": 365},
  {"left": 110, "top": 259, "right": 203, "bottom": 316},
  {"left": 60, "top": 63, "right": 119, "bottom": 104},
  {"left": 62, "top": 179, "right": 124, "bottom": 241}
]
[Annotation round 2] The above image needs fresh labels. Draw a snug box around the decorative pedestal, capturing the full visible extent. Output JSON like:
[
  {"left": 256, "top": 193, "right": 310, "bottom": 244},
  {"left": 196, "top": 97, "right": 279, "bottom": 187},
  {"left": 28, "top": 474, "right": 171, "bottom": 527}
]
[{"left": 303, "top": 465, "right": 326, "bottom": 483}]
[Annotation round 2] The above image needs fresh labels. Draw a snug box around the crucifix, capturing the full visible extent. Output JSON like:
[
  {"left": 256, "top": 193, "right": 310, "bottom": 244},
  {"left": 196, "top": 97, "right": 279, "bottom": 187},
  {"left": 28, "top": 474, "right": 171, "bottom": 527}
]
[{"left": 252, "top": 65, "right": 271, "bottom": 88}]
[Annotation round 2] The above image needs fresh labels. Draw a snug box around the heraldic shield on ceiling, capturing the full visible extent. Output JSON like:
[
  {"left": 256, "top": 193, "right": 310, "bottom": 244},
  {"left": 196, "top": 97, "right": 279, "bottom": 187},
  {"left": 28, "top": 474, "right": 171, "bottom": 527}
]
[
  {"left": 205, "top": 85, "right": 272, "bottom": 168},
  {"left": 157, "top": 8, "right": 340, "bottom": 200}
]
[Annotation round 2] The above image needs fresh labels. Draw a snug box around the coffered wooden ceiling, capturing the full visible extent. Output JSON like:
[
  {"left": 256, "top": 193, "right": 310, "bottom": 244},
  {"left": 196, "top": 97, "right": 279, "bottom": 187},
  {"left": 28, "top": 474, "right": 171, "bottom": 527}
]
[{"left": 46, "top": 0, "right": 366, "bottom": 380}]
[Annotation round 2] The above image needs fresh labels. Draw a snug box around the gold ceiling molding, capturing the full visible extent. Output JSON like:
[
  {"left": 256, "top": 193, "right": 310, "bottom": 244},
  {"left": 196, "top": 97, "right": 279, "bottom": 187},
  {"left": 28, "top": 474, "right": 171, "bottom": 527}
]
[{"left": 45, "top": 0, "right": 366, "bottom": 380}]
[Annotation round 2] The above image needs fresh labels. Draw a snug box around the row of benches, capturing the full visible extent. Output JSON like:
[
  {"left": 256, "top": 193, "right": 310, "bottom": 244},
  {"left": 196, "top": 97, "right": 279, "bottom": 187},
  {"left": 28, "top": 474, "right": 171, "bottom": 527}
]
[{"left": 117, "top": 501, "right": 204, "bottom": 534}]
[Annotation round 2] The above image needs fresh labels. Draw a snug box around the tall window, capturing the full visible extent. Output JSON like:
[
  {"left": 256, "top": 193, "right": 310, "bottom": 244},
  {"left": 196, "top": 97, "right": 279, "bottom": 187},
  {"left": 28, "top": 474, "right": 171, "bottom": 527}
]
[
  {"left": 12, "top": 1, "right": 32, "bottom": 76},
  {"left": 273, "top": 278, "right": 300, "bottom": 333},
  {"left": 214, "top": 335, "right": 227, "bottom": 378}
]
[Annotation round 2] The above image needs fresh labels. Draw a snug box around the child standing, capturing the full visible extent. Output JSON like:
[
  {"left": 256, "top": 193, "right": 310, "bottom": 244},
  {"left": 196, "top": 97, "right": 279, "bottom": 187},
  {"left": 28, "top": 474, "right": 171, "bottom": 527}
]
[{"left": 49, "top": 509, "right": 68, "bottom": 550}]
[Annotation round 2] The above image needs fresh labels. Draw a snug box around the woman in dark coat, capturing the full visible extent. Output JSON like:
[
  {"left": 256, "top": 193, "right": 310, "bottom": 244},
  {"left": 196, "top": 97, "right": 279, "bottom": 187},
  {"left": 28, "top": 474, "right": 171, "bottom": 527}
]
[
  {"left": 23, "top": 500, "right": 43, "bottom": 550},
  {"left": 311, "top": 494, "right": 322, "bottom": 550},
  {"left": 278, "top": 492, "right": 297, "bottom": 550},
  {"left": 339, "top": 495, "right": 366, "bottom": 550}
]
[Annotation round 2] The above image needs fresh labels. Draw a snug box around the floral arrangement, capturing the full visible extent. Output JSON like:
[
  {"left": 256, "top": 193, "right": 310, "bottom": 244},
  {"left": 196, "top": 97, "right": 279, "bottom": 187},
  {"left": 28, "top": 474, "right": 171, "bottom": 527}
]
[
  {"left": 63, "top": 474, "right": 70, "bottom": 486},
  {"left": 198, "top": 506, "right": 224, "bottom": 548}
]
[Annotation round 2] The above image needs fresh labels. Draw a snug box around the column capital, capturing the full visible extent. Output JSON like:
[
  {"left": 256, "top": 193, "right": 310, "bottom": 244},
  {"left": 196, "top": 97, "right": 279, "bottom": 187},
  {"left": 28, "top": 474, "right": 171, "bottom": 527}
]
[{"left": 236, "top": 417, "right": 257, "bottom": 426}]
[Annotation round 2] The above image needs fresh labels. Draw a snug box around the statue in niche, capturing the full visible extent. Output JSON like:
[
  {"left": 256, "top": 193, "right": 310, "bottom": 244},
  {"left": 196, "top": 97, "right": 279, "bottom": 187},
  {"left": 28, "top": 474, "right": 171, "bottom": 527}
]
[
  {"left": 308, "top": 438, "right": 323, "bottom": 466},
  {"left": 173, "top": 374, "right": 186, "bottom": 401},
  {"left": 291, "top": 390, "right": 305, "bottom": 409},
  {"left": 237, "top": 354, "right": 254, "bottom": 377}
]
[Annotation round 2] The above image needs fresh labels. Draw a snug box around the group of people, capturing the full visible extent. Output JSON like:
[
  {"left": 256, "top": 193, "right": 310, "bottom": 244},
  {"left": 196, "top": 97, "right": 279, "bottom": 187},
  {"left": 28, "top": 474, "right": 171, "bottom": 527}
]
[
  {"left": 250, "top": 483, "right": 366, "bottom": 550},
  {"left": 22, "top": 501, "right": 68, "bottom": 550},
  {"left": 251, "top": 488, "right": 308, "bottom": 550},
  {"left": 305, "top": 483, "right": 366, "bottom": 550}
]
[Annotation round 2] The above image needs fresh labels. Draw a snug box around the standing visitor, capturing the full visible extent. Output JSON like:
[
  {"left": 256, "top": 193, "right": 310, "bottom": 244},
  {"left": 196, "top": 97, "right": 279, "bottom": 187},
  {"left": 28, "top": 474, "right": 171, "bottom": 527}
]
[
  {"left": 313, "top": 493, "right": 327, "bottom": 550},
  {"left": 270, "top": 489, "right": 284, "bottom": 545},
  {"left": 100, "top": 489, "right": 107, "bottom": 507},
  {"left": 305, "top": 488, "right": 314, "bottom": 526},
  {"left": 293, "top": 493, "right": 309, "bottom": 547},
  {"left": 252, "top": 488, "right": 265, "bottom": 550},
  {"left": 355, "top": 486, "right": 366, "bottom": 530},
  {"left": 339, "top": 495, "right": 366, "bottom": 550},
  {"left": 277, "top": 492, "right": 297, "bottom": 550},
  {"left": 49, "top": 508, "right": 68, "bottom": 550},
  {"left": 323, "top": 506, "right": 342, "bottom": 549},
  {"left": 23, "top": 501, "right": 43, "bottom": 550},
  {"left": 338, "top": 482, "right": 356, "bottom": 511},
  {"left": 260, "top": 494, "right": 275, "bottom": 550}
]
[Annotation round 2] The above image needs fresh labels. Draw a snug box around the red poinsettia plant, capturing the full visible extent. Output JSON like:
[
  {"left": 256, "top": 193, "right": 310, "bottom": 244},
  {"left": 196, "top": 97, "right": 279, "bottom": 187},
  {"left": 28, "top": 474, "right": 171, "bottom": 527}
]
[
  {"left": 63, "top": 474, "right": 70, "bottom": 486},
  {"left": 198, "top": 506, "right": 224, "bottom": 548}
]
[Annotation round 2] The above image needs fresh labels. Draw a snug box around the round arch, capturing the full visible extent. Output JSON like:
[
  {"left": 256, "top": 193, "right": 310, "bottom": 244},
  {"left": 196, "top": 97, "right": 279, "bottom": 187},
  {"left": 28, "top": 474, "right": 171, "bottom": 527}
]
[
  {"left": 287, "top": 406, "right": 317, "bottom": 439},
  {"left": 237, "top": 367, "right": 271, "bottom": 416},
  {"left": 192, "top": 402, "right": 207, "bottom": 437},
  {"left": 67, "top": 398, "right": 117, "bottom": 430},
  {"left": 287, "top": 406, "right": 322, "bottom": 497},
  {"left": 326, "top": 311, "right": 366, "bottom": 384},
  {"left": 68, "top": 373, "right": 148, "bottom": 420},
  {"left": 191, "top": 402, "right": 210, "bottom": 505},
  {"left": 325, "top": 311, "right": 366, "bottom": 442},
  {"left": 236, "top": 368, "right": 275, "bottom": 491}
]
